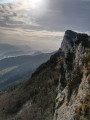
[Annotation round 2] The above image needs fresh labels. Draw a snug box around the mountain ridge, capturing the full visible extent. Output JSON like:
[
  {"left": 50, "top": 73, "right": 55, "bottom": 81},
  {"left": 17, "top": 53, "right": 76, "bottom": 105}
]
[
  {"left": 0, "top": 43, "right": 34, "bottom": 60},
  {"left": 0, "top": 30, "right": 90, "bottom": 120},
  {"left": 0, "top": 52, "right": 55, "bottom": 88}
]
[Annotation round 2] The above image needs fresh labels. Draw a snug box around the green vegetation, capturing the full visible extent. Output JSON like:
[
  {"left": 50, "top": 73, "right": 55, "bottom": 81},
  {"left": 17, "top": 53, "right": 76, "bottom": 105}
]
[
  {"left": 65, "top": 51, "right": 75, "bottom": 71},
  {"left": 59, "top": 62, "right": 66, "bottom": 88},
  {"left": 67, "top": 66, "right": 83, "bottom": 103},
  {"left": 75, "top": 33, "right": 90, "bottom": 48}
]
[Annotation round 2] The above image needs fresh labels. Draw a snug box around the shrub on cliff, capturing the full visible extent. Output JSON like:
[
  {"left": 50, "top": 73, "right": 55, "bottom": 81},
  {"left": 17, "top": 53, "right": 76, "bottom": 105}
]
[{"left": 67, "top": 66, "right": 83, "bottom": 102}]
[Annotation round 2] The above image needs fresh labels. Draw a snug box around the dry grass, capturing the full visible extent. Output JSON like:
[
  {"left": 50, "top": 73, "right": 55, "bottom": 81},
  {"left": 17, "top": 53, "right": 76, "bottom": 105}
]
[
  {"left": 0, "top": 53, "right": 63, "bottom": 120},
  {"left": 75, "top": 92, "right": 90, "bottom": 120}
]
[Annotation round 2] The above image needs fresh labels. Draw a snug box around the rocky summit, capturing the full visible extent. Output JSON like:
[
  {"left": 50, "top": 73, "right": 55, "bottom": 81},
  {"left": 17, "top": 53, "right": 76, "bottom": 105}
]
[
  {"left": 0, "top": 30, "right": 90, "bottom": 120},
  {"left": 54, "top": 30, "right": 90, "bottom": 120}
]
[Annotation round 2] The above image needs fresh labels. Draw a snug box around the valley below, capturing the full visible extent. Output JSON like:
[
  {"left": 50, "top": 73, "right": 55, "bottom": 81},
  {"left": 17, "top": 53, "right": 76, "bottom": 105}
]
[{"left": 0, "top": 30, "right": 90, "bottom": 120}]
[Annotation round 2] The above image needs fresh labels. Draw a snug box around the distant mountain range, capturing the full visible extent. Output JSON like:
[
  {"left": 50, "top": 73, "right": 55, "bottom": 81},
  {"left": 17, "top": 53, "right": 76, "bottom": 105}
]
[
  {"left": 0, "top": 52, "right": 55, "bottom": 88},
  {"left": 0, "top": 43, "right": 34, "bottom": 60},
  {"left": 0, "top": 43, "right": 54, "bottom": 60}
]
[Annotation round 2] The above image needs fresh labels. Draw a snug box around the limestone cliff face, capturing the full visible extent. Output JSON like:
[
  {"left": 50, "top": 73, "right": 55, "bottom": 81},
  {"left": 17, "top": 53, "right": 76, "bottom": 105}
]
[
  {"left": 61, "top": 30, "right": 77, "bottom": 56},
  {"left": 53, "top": 30, "right": 90, "bottom": 120}
]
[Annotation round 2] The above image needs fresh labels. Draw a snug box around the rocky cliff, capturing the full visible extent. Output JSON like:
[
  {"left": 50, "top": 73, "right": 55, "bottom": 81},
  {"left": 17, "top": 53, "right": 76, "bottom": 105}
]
[
  {"left": 53, "top": 30, "right": 90, "bottom": 120},
  {"left": 0, "top": 30, "right": 90, "bottom": 120}
]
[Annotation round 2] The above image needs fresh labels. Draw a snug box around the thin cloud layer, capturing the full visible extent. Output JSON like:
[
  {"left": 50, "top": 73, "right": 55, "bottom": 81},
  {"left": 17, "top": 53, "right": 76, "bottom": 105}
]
[
  {"left": 0, "top": 0, "right": 90, "bottom": 51},
  {"left": 0, "top": 27, "right": 64, "bottom": 51},
  {"left": 0, "top": 1, "right": 40, "bottom": 28},
  {"left": 0, "top": 0, "right": 90, "bottom": 31}
]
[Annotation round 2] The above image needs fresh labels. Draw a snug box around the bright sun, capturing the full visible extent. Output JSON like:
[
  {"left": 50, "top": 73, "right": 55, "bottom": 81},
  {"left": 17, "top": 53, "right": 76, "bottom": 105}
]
[
  {"left": 28, "top": 0, "right": 45, "bottom": 11},
  {"left": 27, "top": 0, "right": 47, "bottom": 16},
  {"left": 29, "top": 0, "right": 42, "bottom": 4},
  {"left": 29, "top": 0, "right": 43, "bottom": 6}
]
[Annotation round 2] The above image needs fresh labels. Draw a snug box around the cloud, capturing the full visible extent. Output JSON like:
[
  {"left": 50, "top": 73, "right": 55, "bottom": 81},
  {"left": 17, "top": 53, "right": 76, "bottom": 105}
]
[
  {"left": 0, "top": 0, "right": 90, "bottom": 32},
  {"left": 0, "top": 27, "right": 64, "bottom": 50},
  {"left": 0, "top": 0, "right": 90, "bottom": 51},
  {"left": 0, "top": 1, "right": 40, "bottom": 28},
  {"left": 80, "top": 0, "right": 90, "bottom": 2}
]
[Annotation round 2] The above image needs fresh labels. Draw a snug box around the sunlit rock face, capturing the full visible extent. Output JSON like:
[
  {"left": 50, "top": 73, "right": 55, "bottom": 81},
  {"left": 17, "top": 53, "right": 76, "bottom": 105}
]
[{"left": 53, "top": 30, "right": 90, "bottom": 120}]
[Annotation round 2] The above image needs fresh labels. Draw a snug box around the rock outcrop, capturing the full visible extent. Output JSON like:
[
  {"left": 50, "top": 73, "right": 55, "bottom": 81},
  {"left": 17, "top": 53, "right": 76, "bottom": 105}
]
[
  {"left": 53, "top": 30, "right": 90, "bottom": 120},
  {"left": 61, "top": 30, "right": 77, "bottom": 56},
  {"left": 0, "top": 30, "right": 89, "bottom": 120}
]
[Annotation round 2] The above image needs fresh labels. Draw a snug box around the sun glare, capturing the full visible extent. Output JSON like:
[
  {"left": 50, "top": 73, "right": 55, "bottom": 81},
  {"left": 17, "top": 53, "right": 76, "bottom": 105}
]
[
  {"left": 29, "top": 0, "right": 43, "bottom": 8},
  {"left": 29, "top": 0, "right": 42, "bottom": 4}
]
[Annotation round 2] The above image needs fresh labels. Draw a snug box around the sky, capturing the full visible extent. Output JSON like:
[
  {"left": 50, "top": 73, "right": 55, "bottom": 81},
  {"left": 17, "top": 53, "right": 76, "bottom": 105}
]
[{"left": 0, "top": 0, "right": 90, "bottom": 51}]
